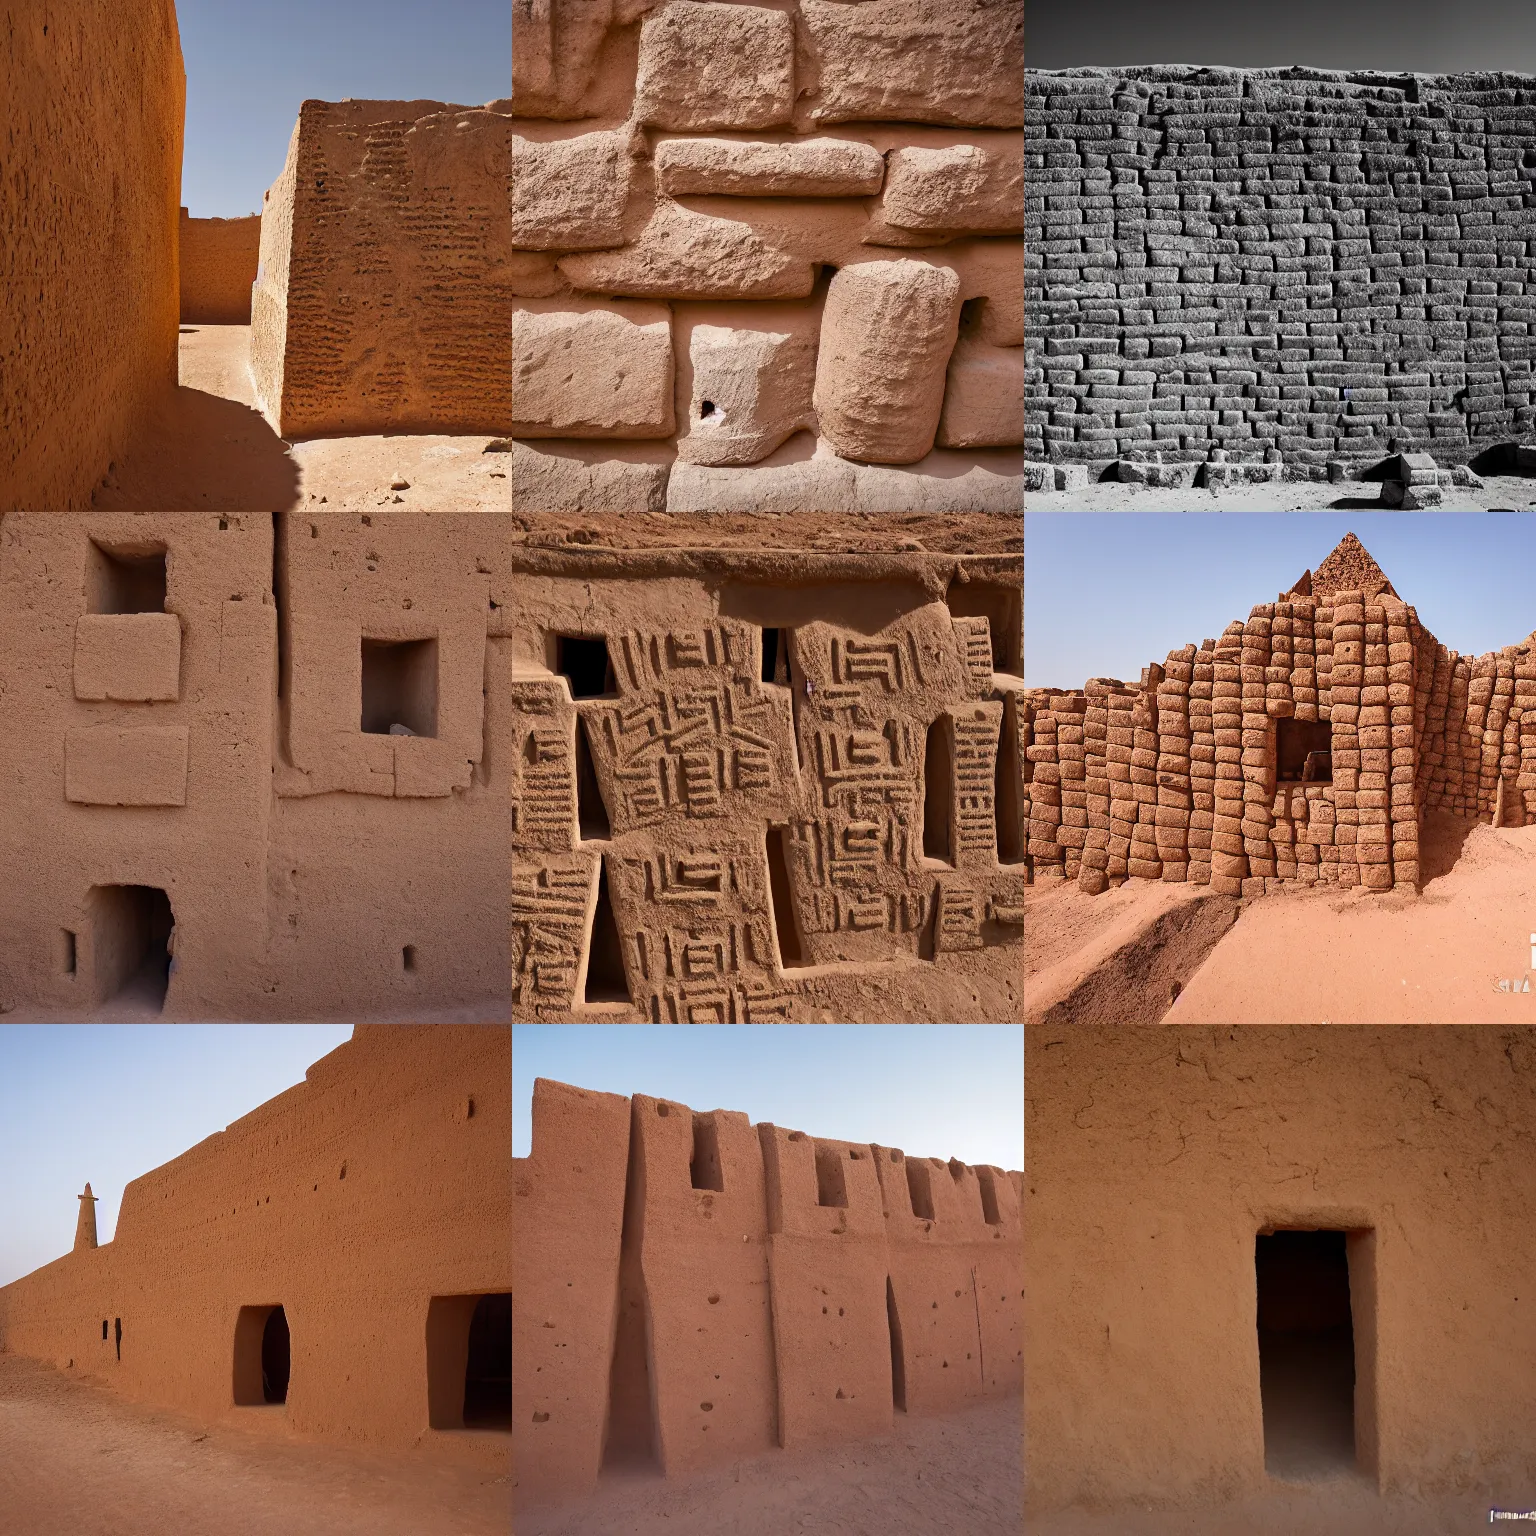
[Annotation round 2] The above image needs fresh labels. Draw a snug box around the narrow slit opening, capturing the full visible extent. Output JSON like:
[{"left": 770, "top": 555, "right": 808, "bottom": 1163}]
[
  {"left": 583, "top": 859, "right": 631, "bottom": 1005},
  {"left": 922, "top": 717, "right": 954, "bottom": 865},
  {"left": 765, "top": 827, "right": 805, "bottom": 968},
  {"left": 575, "top": 716, "right": 612, "bottom": 841},
  {"left": 690, "top": 1115, "right": 725, "bottom": 1191}
]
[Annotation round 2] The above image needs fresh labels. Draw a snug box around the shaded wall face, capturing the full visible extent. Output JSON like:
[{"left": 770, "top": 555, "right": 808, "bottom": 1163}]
[
  {"left": 1, "top": 0, "right": 184, "bottom": 509},
  {"left": 0, "top": 1026, "right": 511, "bottom": 1470},
  {"left": 510, "top": 557, "right": 1026, "bottom": 1023},
  {"left": 1027, "top": 67, "right": 1536, "bottom": 469},
  {"left": 253, "top": 99, "right": 512, "bottom": 437},
  {"left": 180, "top": 212, "right": 262, "bottom": 324},
  {"left": 511, "top": 0, "right": 1024, "bottom": 516},
  {"left": 1025, "top": 589, "right": 1425, "bottom": 896},
  {"left": 1024, "top": 1026, "right": 1536, "bottom": 1513}
]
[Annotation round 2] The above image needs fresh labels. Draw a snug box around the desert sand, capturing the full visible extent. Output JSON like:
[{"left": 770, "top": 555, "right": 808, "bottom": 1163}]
[{"left": 1026, "top": 477, "right": 1536, "bottom": 513}]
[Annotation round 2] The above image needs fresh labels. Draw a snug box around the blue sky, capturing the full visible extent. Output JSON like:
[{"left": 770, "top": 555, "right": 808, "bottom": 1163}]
[
  {"left": 1026, "top": 513, "right": 1536, "bottom": 690},
  {"left": 512, "top": 1026, "right": 1024, "bottom": 1170},
  {"left": 0, "top": 1026, "right": 353, "bottom": 1288},
  {"left": 178, "top": 0, "right": 511, "bottom": 217}
]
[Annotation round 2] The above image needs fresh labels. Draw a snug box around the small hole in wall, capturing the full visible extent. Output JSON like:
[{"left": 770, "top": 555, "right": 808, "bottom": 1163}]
[
  {"left": 403, "top": 945, "right": 417, "bottom": 972},
  {"left": 339, "top": 1163, "right": 347, "bottom": 1180},
  {"left": 700, "top": 1402, "right": 713, "bottom": 1412},
  {"left": 219, "top": 518, "right": 229, "bottom": 530},
  {"left": 466, "top": 1097, "right": 476, "bottom": 1119},
  {"left": 102, "top": 1320, "right": 108, "bottom": 1341},
  {"left": 708, "top": 1294, "right": 720, "bottom": 1305},
  {"left": 533, "top": 1411, "right": 549, "bottom": 1422},
  {"left": 700, "top": 400, "right": 716, "bottom": 418},
  {"left": 657, "top": 1103, "right": 671, "bottom": 1117},
  {"left": 787, "top": 1131, "right": 805, "bottom": 1142},
  {"left": 1526, "top": 150, "right": 1536, "bottom": 169},
  {"left": 63, "top": 930, "right": 77, "bottom": 976}
]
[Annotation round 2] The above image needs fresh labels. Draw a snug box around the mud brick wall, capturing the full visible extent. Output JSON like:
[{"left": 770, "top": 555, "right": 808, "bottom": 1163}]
[
  {"left": 513, "top": 1075, "right": 1023, "bottom": 1510},
  {"left": 510, "top": 550, "right": 1025, "bottom": 1023},
  {"left": 0, "top": 1026, "right": 510, "bottom": 1470},
  {"left": 512, "top": 0, "right": 1025, "bottom": 515},
  {"left": 252, "top": 98, "right": 513, "bottom": 438},
  {"left": 1027, "top": 67, "right": 1536, "bottom": 468},
  {"left": 179, "top": 210, "right": 262, "bottom": 324},
  {"left": 2, "top": 0, "right": 184, "bottom": 510}
]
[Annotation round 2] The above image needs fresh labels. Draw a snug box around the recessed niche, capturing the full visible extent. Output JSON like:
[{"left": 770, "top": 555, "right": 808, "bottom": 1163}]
[
  {"left": 690, "top": 1115, "right": 725, "bottom": 1192},
  {"left": 361, "top": 636, "right": 438, "bottom": 737},
  {"left": 1277, "top": 717, "right": 1332, "bottom": 783},
  {"left": 553, "top": 635, "right": 615, "bottom": 700},
  {"left": 765, "top": 827, "right": 805, "bottom": 968},
  {"left": 946, "top": 581, "right": 1021, "bottom": 674},
  {"left": 922, "top": 718, "right": 954, "bottom": 865},
  {"left": 905, "top": 1159, "right": 934, "bottom": 1220},
  {"left": 814, "top": 1143, "right": 848, "bottom": 1209},
  {"left": 88, "top": 885, "right": 174, "bottom": 1012},
  {"left": 583, "top": 859, "right": 631, "bottom": 1004},
  {"left": 86, "top": 541, "right": 167, "bottom": 615}
]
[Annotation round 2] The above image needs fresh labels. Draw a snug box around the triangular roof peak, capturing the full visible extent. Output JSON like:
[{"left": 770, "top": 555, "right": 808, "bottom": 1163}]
[{"left": 1307, "top": 532, "right": 1397, "bottom": 600}]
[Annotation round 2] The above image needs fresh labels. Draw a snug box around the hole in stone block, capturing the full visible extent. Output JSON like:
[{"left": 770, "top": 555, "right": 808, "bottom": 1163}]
[
  {"left": 765, "top": 826, "right": 805, "bottom": 968},
  {"left": 361, "top": 637, "right": 438, "bottom": 737},
  {"left": 1277, "top": 718, "right": 1332, "bottom": 783},
  {"left": 402, "top": 945, "right": 417, "bottom": 972},
  {"left": 905, "top": 1159, "right": 934, "bottom": 1220},
  {"left": 814, "top": 1143, "right": 848, "bottom": 1208},
  {"left": 87, "top": 541, "right": 167, "bottom": 614},
  {"left": 63, "top": 930, "right": 77, "bottom": 976},
  {"left": 1525, "top": 150, "right": 1536, "bottom": 169},
  {"left": 88, "top": 885, "right": 173, "bottom": 1012},
  {"left": 554, "top": 635, "right": 615, "bottom": 700},
  {"left": 978, "top": 1167, "right": 1002, "bottom": 1225},
  {"left": 946, "top": 580, "right": 1020, "bottom": 673},
  {"left": 691, "top": 1115, "right": 725, "bottom": 1192},
  {"left": 957, "top": 296, "right": 987, "bottom": 339},
  {"left": 886, "top": 1277, "right": 906, "bottom": 1412},
  {"left": 583, "top": 859, "right": 631, "bottom": 1004},
  {"left": 995, "top": 695, "right": 1024, "bottom": 862},
  {"left": 922, "top": 717, "right": 954, "bottom": 864},
  {"left": 1256, "top": 1230, "right": 1359, "bottom": 1479},
  {"left": 700, "top": 399, "right": 717, "bottom": 417},
  {"left": 761, "top": 627, "right": 779, "bottom": 684},
  {"left": 575, "top": 716, "right": 611, "bottom": 840},
  {"left": 102, "top": 1320, "right": 108, "bottom": 1341}
]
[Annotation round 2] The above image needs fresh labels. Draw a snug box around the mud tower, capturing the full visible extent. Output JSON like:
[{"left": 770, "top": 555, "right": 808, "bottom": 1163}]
[{"left": 74, "top": 1182, "right": 98, "bottom": 1252}]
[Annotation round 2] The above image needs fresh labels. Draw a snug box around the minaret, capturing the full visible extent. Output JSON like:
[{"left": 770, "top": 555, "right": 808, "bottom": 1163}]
[{"left": 74, "top": 1183, "right": 98, "bottom": 1252}]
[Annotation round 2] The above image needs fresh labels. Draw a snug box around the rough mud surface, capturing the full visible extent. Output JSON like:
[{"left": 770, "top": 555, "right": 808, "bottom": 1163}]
[
  {"left": 0, "top": 1353, "right": 509, "bottom": 1536},
  {"left": 91, "top": 326, "right": 511, "bottom": 513},
  {"left": 518, "top": 1395, "right": 1021, "bottom": 1536}
]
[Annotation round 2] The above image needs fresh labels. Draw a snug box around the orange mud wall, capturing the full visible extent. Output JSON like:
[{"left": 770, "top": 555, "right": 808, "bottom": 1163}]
[
  {"left": 1, "top": 1, "right": 184, "bottom": 511},
  {"left": 513, "top": 1076, "right": 1023, "bottom": 1510},
  {"left": 179, "top": 209, "right": 261, "bottom": 323},
  {"left": 1024, "top": 1026, "right": 1536, "bottom": 1517},
  {"left": 0, "top": 1026, "right": 511, "bottom": 1469},
  {"left": 251, "top": 99, "right": 513, "bottom": 439}
]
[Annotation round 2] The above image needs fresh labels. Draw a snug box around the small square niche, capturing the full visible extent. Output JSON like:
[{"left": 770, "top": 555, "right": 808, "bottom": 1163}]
[
  {"left": 361, "top": 637, "right": 438, "bottom": 738},
  {"left": 87, "top": 541, "right": 167, "bottom": 614}
]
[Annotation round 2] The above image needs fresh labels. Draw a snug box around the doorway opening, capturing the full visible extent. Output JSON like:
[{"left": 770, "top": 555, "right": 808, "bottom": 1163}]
[
  {"left": 922, "top": 717, "right": 954, "bottom": 864},
  {"left": 463, "top": 1293, "right": 511, "bottom": 1429},
  {"left": 233, "top": 1305, "right": 288, "bottom": 1406},
  {"left": 553, "top": 634, "right": 615, "bottom": 699},
  {"left": 261, "top": 1306, "right": 290, "bottom": 1403},
  {"left": 761, "top": 627, "right": 780, "bottom": 683},
  {"left": 886, "top": 1277, "right": 906, "bottom": 1412},
  {"left": 1256, "top": 1230, "right": 1360, "bottom": 1479},
  {"left": 574, "top": 716, "right": 611, "bottom": 841},
  {"left": 583, "top": 859, "right": 631, "bottom": 1004},
  {"left": 114, "top": 1317, "right": 121, "bottom": 1362},
  {"left": 88, "top": 885, "right": 173, "bottom": 1012},
  {"left": 995, "top": 696, "right": 1024, "bottom": 863},
  {"left": 765, "top": 826, "right": 805, "bottom": 968},
  {"left": 361, "top": 636, "right": 438, "bottom": 737},
  {"left": 1276, "top": 718, "right": 1332, "bottom": 783}
]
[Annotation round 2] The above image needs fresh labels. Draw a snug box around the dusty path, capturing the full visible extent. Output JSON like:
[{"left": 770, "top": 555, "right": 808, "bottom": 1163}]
[
  {"left": 518, "top": 1395, "right": 1021, "bottom": 1536},
  {"left": 0, "top": 1352, "right": 508, "bottom": 1536}
]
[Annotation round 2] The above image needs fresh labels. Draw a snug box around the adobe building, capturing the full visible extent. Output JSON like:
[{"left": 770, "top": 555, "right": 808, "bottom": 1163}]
[
  {"left": 512, "top": 0, "right": 1025, "bottom": 514},
  {"left": 511, "top": 548, "right": 1026, "bottom": 1022},
  {"left": 0, "top": 512, "right": 514, "bottom": 1021},
  {"left": 252, "top": 97, "right": 514, "bottom": 439},
  {"left": 514, "top": 1076, "right": 1023, "bottom": 1511},
  {"left": 1025, "top": 1024, "right": 1536, "bottom": 1517},
  {"left": 180, "top": 208, "right": 262, "bottom": 324},
  {"left": 1024, "top": 532, "right": 1536, "bottom": 898},
  {"left": 0, "top": 1025, "right": 511, "bottom": 1470},
  {"left": 2, "top": 0, "right": 184, "bottom": 510}
]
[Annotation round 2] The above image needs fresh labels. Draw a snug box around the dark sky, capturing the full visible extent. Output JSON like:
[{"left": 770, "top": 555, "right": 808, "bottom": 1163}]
[{"left": 1029, "top": 0, "right": 1536, "bottom": 73}]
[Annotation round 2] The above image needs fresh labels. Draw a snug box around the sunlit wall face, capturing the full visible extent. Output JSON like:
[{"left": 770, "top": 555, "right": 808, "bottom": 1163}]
[{"left": 512, "top": 1024, "right": 1024, "bottom": 1170}]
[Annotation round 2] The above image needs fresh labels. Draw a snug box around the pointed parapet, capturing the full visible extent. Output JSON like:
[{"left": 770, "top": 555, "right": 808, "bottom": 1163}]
[
  {"left": 628, "top": 1093, "right": 775, "bottom": 1477},
  {"left": 74, "top": 1183, "right": 99, "bottom": 1252}
]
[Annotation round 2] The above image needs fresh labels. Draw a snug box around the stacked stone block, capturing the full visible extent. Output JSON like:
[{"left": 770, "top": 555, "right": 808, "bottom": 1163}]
[{"left": 1026, "top": 66, "right": 1536, "bottom": 469}]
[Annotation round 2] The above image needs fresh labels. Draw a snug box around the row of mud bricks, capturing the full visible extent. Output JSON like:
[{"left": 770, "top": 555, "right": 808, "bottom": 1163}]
[{"left": 514, "top": 1078, "right": 1023, "bottom": 1507}]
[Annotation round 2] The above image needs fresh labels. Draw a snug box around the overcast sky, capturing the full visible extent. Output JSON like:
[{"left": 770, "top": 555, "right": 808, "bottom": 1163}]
[
  {"left": 178, "top": 0, "right": 509, "bottom": 218},
  {"left": 1028, "top": 0, "right": 1536, "bottom": 73},
  {"left": 0, "top": 1026, "right": 353, "bottom": 1288},
  {"left": 513, "top": 1025, "right": 1024, "bottom": 1172}
]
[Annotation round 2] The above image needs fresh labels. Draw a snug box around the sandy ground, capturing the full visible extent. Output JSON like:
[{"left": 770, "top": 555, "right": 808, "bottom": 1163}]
[
  {"left": 0, "top": 1352, "right": 509, "bottom": 1536},
  {"left": 1026, "top": 475, "right": 1536, "bottom": 512},
  {"left": 90, "top": 326, "right": 510, "bottom": 513},
  {"left": 1029, "top": 1475, "right": 1516, "bottom": 1536},
  {"left": 518, "top": 1395, "right": 1021, "bottom": 1536}
]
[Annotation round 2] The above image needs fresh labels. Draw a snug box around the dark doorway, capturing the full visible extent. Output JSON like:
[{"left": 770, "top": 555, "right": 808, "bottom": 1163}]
[
  {"left": 583, "top": 859, "right": 631, "bottom": 1004},
  {"left": 575, "top": 716, "right": 611, "bottom": 841},
  {"left": 89, "top": 885, "right": 173, "bottom": 1012},
  {"left": 114, "top": 1317, "right": 121, "bottom": 1362},
  {"left": 765, "top": 827, "right": 804, "bottom": 968},
  {"left": 922, "top": 717, "right": 954, "bottom": 863},
  {"left": 1256, "top": 1230, "right": 1356, "bottom": 1478},
  {"left": 1277, "top": 718, "right": 1332, "bottom": 783},
  {"left": 261, "top": 1306, "right": 290, "bottom": 1403},
  {"left": 361, "top": 636, "right": 438, "bottom": 737},
  {"left": 995, "top": 696, "right": 1024, "bottom": 863},
  {"left": 761, "top": 627, "right": 780, "bottom": 683},
  {"left": 945, "top": 580, "right": 1021, "bottom": 674},
  {"left": 87, "top": 541, "right": 167, "bottom": 614},
  {"left": 886, "top": 1277, "right": 906, "bottom": 1412},
  {"left": 554, "top": 635, "right": 615, "bottom": 699},
  {"left": 463, "top": 1293, "right": 511, "bottom": 1429}
]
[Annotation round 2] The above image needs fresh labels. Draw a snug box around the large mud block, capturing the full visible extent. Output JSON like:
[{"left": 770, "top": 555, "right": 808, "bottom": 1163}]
[
  {"left": 513, "top": 302, "right": 676, "bottom": 438},
  {"left": 560, "top": 203, "right": 816, "bottom": 300},
  {"left": 813, "top": 261, "right": 962, "bottom": 464},
  {"left": 801, "top": 0, "right": 1024, "bottom": 128},
  {"left": 511, "top": 441, "right": 670, "bottom": 512},
  {"left": 511, "top": 0, "right": 616, "bottom": 120},
  {"left": 676, "top": 325, "right": 818, "bottom": 466},
  {"left": 654, "top": 137, "right": 885, "bottom": 198},
  {"left": 512, "top": 131, "right": 632, "bottom": 251},
  {"left": 871, "top": 142, "right": 1025, "bottom": 239},
  {"left": 631, "top": 1093, "right": 777, "bottom": 1476},
  {"left": 64, "top": 727, "right": 189, "bottom": 807},
  {"left": 512, "top": 1078, "right": 630, "bottom": 1506},
  {"left": 635, "top": 2, "right": 796, "bottom": 131},
  {"left": 937, "top": 340, "right": 1025, "bottom": 448},
  {"left": 73, "top": 614, "right": 181, "bottom": 702},
  {"left": 665, "top": 454, "right": 857, "bottom": 511}
]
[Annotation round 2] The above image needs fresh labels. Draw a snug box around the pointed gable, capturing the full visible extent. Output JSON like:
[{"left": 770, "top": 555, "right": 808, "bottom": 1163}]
[{"left": 1309, "top": 532, "right": 1397, "bottom": 600}]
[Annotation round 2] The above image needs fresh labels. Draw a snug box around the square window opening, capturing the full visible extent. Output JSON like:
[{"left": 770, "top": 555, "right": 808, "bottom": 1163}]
[
  {"left": 1277, "top": 718, "right": 1332, "bottom": 783},
  {"left": 361, "top": 637, "right": 438, "bottom": 738},
  {"left": 553, "top": 635, "right": 616, "bottom": 700},
  {"left": 86, "top": 541, "right": 167, "bottom": 615}
]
